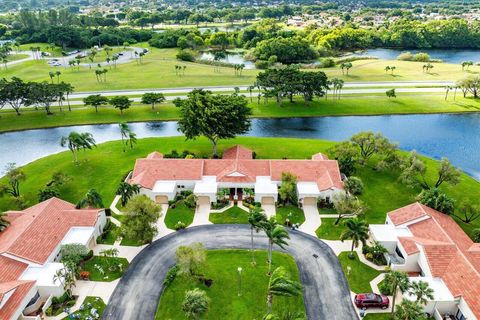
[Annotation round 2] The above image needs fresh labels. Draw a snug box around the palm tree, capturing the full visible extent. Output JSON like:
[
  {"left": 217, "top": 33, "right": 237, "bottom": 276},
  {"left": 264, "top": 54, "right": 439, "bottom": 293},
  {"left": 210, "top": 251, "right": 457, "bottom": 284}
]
[
  {"left": 248, "top": 207, "right": 267, "bottom": 265},
  {"left": 408, "top": 281, "right": 434, "bottom": 305},
  {"left": 394, "top": 300, "right": 426, "bottom": 320},
  {"left": 60, "top": 131, "right": 83, "bottom": 163},
  {"left": 266, "top": 267, "right": 302, "bottom": 314},
  {"left": 78, "top": 132, "right": 96, "bottom": 160},
  {"left": 76, "top": 188, "right": 104, "bottom": 209},
  {"left": 116, "top": 182, "right": 140, "bottom": 207},
  {"left": 383, "top": 270, "right": 410, "bottom": 315},
  {"left": 119, "top": 122, "right": 135, "bottom": 151},
  {"left": 340, "top": 218, "right": 369, "bottom": 256},
  {"left": 263, "top": 218, "right": 290, "bottom": 274},
  {"left": 127, "top": 130, "right": 137, "bottom": 149},
  {"left": 0, "top": 212, "right": 10, "bottom": 232}
]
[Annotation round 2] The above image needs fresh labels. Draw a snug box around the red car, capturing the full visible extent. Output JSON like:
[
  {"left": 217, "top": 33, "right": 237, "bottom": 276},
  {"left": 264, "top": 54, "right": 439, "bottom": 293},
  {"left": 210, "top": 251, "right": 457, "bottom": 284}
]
[{"left": 354, "top": 293, "right": 389, "bottom": 309}]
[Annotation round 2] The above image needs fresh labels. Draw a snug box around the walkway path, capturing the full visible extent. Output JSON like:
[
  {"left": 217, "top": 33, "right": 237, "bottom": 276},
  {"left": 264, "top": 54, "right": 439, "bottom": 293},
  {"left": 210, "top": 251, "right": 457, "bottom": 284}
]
[
  {"left": 299, "top": 203, "right": 321, "bottom": 236},
  {"left": 103, "top": 225, "right": 359, "bottom": 320},
  {"left": 190, "top": 199, "right": 213, "bottom": 226},
  {"left": 154, "top": 204, "right": 174, "bottom": 239}
]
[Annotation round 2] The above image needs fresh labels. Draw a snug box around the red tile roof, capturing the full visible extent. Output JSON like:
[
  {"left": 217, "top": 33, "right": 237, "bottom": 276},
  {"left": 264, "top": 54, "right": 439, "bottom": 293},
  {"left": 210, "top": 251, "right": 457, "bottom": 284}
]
[
  {"left": 388, "top": 202, "right": 480, "bottom": 318},
  {"left": 0, "top": 256, "right": 28, "bottom": 283},
  {"left": 0, "top": 197, "right": 101, "bottom": 265},
  {"left": 398, "top": 237, "right": 419, "bottom": 255},
  {"left": 0, "top": 280, "right": 35, "bottom": 320},
  {"left": 129, "top": 146, "right": 344, "bottom": 191}
]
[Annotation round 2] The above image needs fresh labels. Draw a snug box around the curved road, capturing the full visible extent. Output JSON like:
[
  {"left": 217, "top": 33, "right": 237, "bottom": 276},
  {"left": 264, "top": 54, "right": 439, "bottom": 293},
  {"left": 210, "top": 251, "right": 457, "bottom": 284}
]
[{"left": 102, "top": 224, "right": 358, "bottom": 320}]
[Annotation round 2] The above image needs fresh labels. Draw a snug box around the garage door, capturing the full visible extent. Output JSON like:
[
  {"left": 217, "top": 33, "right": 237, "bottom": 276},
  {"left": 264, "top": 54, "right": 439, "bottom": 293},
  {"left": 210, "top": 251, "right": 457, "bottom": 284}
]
[
  {"left": 261, "top": 196, "right": 275, "bottom": 205},
  {"left": 155, "top": 195, "right": 169, "bottom": 204},
  {"left": 197, "top": 196, "right": 210, "bottom": 205},
  {"left": 303, "top": 197, "right": 317, "bottom": 206}
]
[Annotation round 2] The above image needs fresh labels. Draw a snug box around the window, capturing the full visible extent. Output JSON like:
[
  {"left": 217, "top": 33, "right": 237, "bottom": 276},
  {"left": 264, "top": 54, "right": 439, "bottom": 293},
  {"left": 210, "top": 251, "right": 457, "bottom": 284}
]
[
  {"left": 25, "top": 291, "right": 40, "bottom": 308},
  {"left": 456, "top": 309, "right": 466, "bottom": 320},
  {"left": 395, "top": 246, "right": 404, "bottom": 259}
]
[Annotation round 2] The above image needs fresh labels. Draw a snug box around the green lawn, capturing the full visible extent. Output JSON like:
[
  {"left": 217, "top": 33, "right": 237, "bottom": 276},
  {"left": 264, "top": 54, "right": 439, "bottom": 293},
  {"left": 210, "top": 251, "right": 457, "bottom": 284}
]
[
  {"left": 62, "top": 297, "right": 106, "bottom": 319},
  {"left": 155, "top": 250, "right": 305, "bottom": 319},
  {"left": 0, "top": 137, "right": 478, "bottom": 239},
  {"left": 338, "top": 252, "right": 381, "bottom": 293},
  {"left": 81, "top": 256, "right": 129, "bottom": 281},
  {"left": 363, "top": 314, "right": 393, "bottom": 320},
  {"left": 276, "top": 205, "right": 305, "bottom": 225},
  {"left": 209, "top": 205, "right": 249, "bottom": 224},
  {"left": 1, "top": 94, "right": 480, "bottom": 133},
  {"left": 5, "top": 54, "right": 29, "bottom": 62},
  {"left": 316, "top": 218, "right": 347, "bottom": 240},
  {"left": 165, "top": 202, "right": 195, "bottom": 229},
  {"left": 96, "top": 219, "right": 119, "bottom": 245}
]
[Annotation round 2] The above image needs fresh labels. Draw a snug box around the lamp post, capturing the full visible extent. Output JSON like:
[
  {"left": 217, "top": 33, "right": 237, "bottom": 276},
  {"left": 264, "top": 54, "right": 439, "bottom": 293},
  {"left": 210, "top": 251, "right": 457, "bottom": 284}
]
[{"left": 237, "top": 266, "right": 243, "bottom": 296}]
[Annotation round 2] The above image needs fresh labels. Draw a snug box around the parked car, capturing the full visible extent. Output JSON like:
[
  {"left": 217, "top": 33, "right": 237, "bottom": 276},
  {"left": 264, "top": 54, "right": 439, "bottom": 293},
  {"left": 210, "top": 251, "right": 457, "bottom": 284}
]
[{"left": 354, "top": 293, "right": 389, "bottom": 309}]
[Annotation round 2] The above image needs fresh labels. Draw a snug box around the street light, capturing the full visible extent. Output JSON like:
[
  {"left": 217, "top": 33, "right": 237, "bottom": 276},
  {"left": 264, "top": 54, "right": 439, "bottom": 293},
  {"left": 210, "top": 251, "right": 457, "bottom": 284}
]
[{"left": 237, "top": 266, "right": 243, "bottom": 296}]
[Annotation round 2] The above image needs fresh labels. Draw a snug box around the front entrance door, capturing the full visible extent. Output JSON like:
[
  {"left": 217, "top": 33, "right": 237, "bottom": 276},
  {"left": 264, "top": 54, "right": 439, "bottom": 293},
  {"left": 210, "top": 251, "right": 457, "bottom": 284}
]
[
  {"left": 155, "top": 195, "right": 168, "bottom": 204},
  {"left": 229, "top": 188, "right": 243, "bottom": 200}
]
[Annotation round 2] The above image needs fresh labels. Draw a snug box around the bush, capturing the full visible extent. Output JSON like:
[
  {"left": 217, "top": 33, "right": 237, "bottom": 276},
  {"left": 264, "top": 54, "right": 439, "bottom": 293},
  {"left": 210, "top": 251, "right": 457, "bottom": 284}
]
[
  {"left": 174, "top": 221, "right": 186, "bottom": 230},
  {"left": 255, "top": 60, "right": 270, "bottom": 69},
  {"left": 184, "top": 194, "right": 198, "bottom": 209},
  {"left": 379, "top": 281, "right": 393, "bottom": 295},
  {"left": 397, "top": 52, "right": 413, "bottom": 61},
  {"left": 344, "top": 176, "right": 364, "bottom": 195},
  {"left": 319, "top": 57, "right": 335, "bottom": 68},
  {"left": 417, "top": 188, "right": 455, "bottom": 215},
  {"left": 413, "top": 52, "right": 430, "bottom": 62},
  {"left": 176, "top": 49, "right": 197, "bottom": 62},
  {"left": 164, "top": 265, "right": 179, "bottom": 287},
  {"left": 80, "top": 271, "right": 90, "bottom": 280}
]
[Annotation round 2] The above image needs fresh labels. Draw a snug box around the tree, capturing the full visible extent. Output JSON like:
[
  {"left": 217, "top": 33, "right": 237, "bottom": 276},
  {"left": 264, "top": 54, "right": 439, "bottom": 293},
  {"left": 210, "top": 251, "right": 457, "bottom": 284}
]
[
  {"left": 454, "top": 201, "right": 480, "bottom": 224},
  {"left": 332, "top": 193, "right": 366, "bottom": 225},
  {"left": 182, "top": 288, "right": 210, "bottom": 320},
  {"left": 78, "top": 132, "right": 96, "bottom": 161},
  {"left": 60, "top": 243, "right": 89, "bottom": 270},
  {"left": 248, "top": 207, "right": 268, "bottom": 265},
  {"left": 141, "top": 92, "right": 166, "bottom": 110},
  {"left": 434, "top": 158, "right": 461, "bottom": 188},
  {"left": 0, "top": 163, "right": 26, "bottom": 198},
  {"left": 278, "top": 172, "right": 297, "bottom": 205},
  {"left": 340, "top": 218, "right": 369, "bottom": 255},
  {"left": 473, "top": 229, "right": 480, "bottom": 242},
  {"left": 121, "top": 195, "right": 161, "bottom": 244},
  {"left": 176, "top": 243, "right": 206, "bottom": 277},
  {"left": 110, "top": 96, "right": 132, "bottom": 114},
  {"left": 344, "top": 177, "right": 364, "bottom": 195},
  {"left": 60, "top": 131, "right": 83, "bottom": 163},
  {"left": 76, "top": 189, "right": 104, "bottom": 209},
  {"left": 340, "top": 62, "right": 353, "bottom": 75},
  {"left": 0, "top": 212, "right": 10, "bottom": 232},
  {"left": 175, "top": 89, "right": 251, "bottom": 157},
  {"left": 262, "top": 218, "right": 290, "bottom": 274},
  {"left": 119, "top": 122, "right": 137, "bottom": 151},
  {"left": 417, "top": 188, "right": 455, "bottom": 215},
  {"left": 328, "top": 141, "right": 359, "bottom": 176},
  {"left": 383, "top": 270, "right": 410, "bottom": 315},
  {"left": 83, "top": 94, "right": 108, "bottom": 113},
  {"left": 408, "top": 280, "right": 434, "bottom": 305},
  {"left": 350, "top": 131, "right": 397, "bottom": 164},
  {"left": 38, "top": 187, "right": 60, "bottom": 202},
  {"left": 266, "top": 267, "right": 302, "bottom": 314},
  {"left": 116, "top": 182, "right": 140, "bottom": 207},
  {"left": 386, "top": 89, "right": 396, "bottom": 98},
  {"left": 394, "top": 300, "right": 427, "bottom": 320},
  {"left": 53, "top": 267, "right": 76, "bottom": 298},
  {"left": 27, "top": 82, "right": 59, "bottom": 115}
]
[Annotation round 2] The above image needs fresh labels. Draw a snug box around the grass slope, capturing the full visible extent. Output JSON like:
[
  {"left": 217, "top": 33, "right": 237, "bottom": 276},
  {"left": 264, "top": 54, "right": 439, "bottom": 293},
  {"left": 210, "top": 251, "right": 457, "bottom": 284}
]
[
  {"left": 338, "top": 252, "right": 381, "bottom": 293},
  {"left": 155, "top": 250, "right": 305, "bottom": 320},
  {"left": 0, "top": 137, "right": 478, "bottom": 238},
  {"left": 1, "top": 94, "right": 479, "bottom": 133},
  {"left": 209, "top": 206, "right": 250, "bottom": 224}
]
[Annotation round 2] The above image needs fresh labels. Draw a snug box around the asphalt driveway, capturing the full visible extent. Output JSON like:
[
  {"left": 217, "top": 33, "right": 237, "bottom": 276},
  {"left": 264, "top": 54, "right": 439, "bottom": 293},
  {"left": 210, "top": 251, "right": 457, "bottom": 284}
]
[{"left": 102, "top": 224, "right": 358, "bottom": 320}]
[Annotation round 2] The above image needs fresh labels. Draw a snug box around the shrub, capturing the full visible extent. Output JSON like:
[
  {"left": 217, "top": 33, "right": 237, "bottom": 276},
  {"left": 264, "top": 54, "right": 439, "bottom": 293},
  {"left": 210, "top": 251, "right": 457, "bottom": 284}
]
[
  {"left": 344, "top": 176, "right": 364, "bottom": 195},
  {"left": 397, "top": 52, "right": 413, "bottom": 61},
  {"left": 255, "top": 60, "right": 270, "bottom": 69},
  {"left": 164, "top": 265, "right": 179, "bottom": 287},
  {"left": 318, "top": 57, "right": 335, "bottom": 68},
  {"left": 413, "top": 52, "right": 430, "bottom": 62},
  {"left": 183, "top": 194, "right": 198, "bottom": 209},
  {"left": 80, "top": 271, "right": 90, "bottom": 280},
  {"left": 379, "top": 281, "right": 394, "bottom": 295},
  {"left": 176, "top": 49, "right": 197, "bottom": 62},
  {"left": 417, "top": 188, "right": 455, "bottom": 215},
  {"left": 175, "top": 221, "right": 186, "bottom": 230}
]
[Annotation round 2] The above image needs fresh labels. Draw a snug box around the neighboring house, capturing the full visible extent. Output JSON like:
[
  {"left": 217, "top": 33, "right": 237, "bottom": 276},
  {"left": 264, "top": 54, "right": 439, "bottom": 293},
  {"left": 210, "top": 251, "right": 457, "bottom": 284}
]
[
  {"left": 370, "top": 202, "right": 480, "bottom": 320},
  {"left": 129, "top": 145, "right": 344, "bottom": 207},
  {"left": 0, "top": 197, "right": 106, "bottom": 320}
]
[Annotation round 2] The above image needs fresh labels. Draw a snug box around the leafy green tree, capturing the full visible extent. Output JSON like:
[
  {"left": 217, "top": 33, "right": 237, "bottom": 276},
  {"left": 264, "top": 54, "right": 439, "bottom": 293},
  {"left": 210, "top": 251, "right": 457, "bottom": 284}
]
[
  {"left": 328, "top": 141, "right": 359, "bottom": 176},
  {"left": 350, "top": 131, "right": 397, "bottom": 164},
  {"left": 394, "top": 299, "right": 427, "bottom": 320},
  {"left": 417, "top": 188, "right": 455, "bottom": 215},
  {"left": 344, "top": 177, "right": 364, "bottom": 195},
  {"left": 208, "top": 32, "right": 230, "bottom": 50},
  {"left": 182, "top": 288, "right": 210, "bottom": 320},
  {"left": 332, "top": 193, "right": 366, "bottom": 225},
  {"left": 253, "top": 37, "right": 317, "bottom": 64},
  {"left": 174, "top": 89, "right": 251, "bottom": 157},
  {"left": 110, "top": 96, "right": 132, "bottom": 114},
  {"left": 386, "top": 89, "right": 396, "bottom": 98},
  {"left": 141, "top": 92, "right": 166, "bottom": 110},
  {"left": 408, "top": 280, "right": 434, "bottom": 305},
  {"left": 248, "top": 207, "right": 268, "bottom": 265},
  {"left": 266, "top": 267, "right": 302, "bottom": 314},
  {"left": 262, "top": 218, "right": 290, "bottom": 273},
  {"left": 0, "top": 163, "right": 26, "bottom": 198},
  {"left": 384, "top": 270, "right": 410, "bottom": 315},
  {"left": 38, "top": 187, "right": 60, "bottom": 202},
  {"left": 176, "top": 243, "right": 206, "bottom": 277},
  {"left": 340, "top": 218, "right": 369, "bottom": 255},
  {"left": 76, "top": 189, "right": 104, "bottom": 209},
  {"left": 116, "top": 182, "right": 140, "bottom": 207},
  {"left": 0, "top": 212, "right": 10, "bottom": 232},
  {"left": 83, "top": 94, "right": 108, "bottom": 113},
  {"left": 454, "top": 201, "right": 480, "bottom": 224},
  {"left": 121, "top": 195, "right": 161, "bottom": 244},
  {"left": 473, "top": 228, "right": 480, "bottom": 242},
  {"left": 278, "top": 172, "right": 297, "bottom": 205}
]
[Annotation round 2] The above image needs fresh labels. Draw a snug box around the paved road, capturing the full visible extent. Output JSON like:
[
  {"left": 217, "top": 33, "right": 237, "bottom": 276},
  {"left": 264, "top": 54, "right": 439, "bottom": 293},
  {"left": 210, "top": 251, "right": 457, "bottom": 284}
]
[{"left": 102, "top": 225, "right": 358, "bottom": 320}]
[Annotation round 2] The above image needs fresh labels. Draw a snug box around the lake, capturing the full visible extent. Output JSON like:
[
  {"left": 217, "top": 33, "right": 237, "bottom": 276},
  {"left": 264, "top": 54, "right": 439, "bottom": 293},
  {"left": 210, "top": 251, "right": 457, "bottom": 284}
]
[
  {"left": 0, "top": 114, "right": 479, "bottom": 180},
  {"left": 347, "top": 48, "right": 480, "bottom": 64},
  {"left": 199, "top": 52, "right": 256, "bottom": 69}
]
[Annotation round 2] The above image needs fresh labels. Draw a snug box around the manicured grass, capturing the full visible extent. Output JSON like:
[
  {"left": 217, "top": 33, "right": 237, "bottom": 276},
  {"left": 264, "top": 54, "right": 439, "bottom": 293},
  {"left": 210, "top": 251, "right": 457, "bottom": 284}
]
[
  {"left": 3, "top": 46, "right": 257, "bottom": 92},
  {"left": 62, "top": 296, "right": 106, "bottom": 320},
  {"left": 319, "top": 207, "right": 337, "bottom": 214},
  {"left": 316, "top": 218, "right": 347, "bottom": 240},
  {"left": 338, "top": 252, "right": 381, "bottom": 293},
  {"left": 209, "top": 205, "right": 249, "bottom": 224},
  {"left": 164, "top": 202, "right": 195, "bottom": 229},
  {"left": 81, "top": 256, "right": 129, "bottom": 282},
  {"left": 155, "top": 250, "right": 305, "bottom": 319},
  {"left": 363, "top": 314, "right": 393, "bottom": 320},
  {"left": 317, "top": 58, "right": 480, "bottom": 82},
  {"left": 96, "top": 219, "right": 119, "bottom": 245},
  {"left": 276, "top": 204, "right": 305, "bottom": 225},
  {"left": 5, "top": 54, "right": 29, "bottom": 62},
  {"left": 0, "top": 137, "right": 478, "bottom": 239},
  {"left": 2, "top": 93, "right": 480, "bottom": 133}
]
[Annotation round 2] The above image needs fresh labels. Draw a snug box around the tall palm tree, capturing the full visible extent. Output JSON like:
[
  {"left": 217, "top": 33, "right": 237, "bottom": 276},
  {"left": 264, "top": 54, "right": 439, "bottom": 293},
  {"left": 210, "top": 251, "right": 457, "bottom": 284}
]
[
  {"left": 76, "top": 188, "right": 104, "bottom": 209},
  {"left": 340, "top": 218, "right": 369, "bottom": 255},
  {"left": 0, "top": 212, "right": 10, "bottom": 232},
  {"left": 127, "top": 130, "right": 137, "bottom": 149},
  {"left": 248, "top": 207, "right": 267, "bottom": 265},
  {"left": 79, "top": 132, "right": 96, "bottom": 160},
  {"left": 116, "top": 182, "right": 140, "bottom": 207},
  {"left": 266, "top": 267, "right": 302, "bottom": 314},
  {"left": 263, "top": 218, "right": 290, "bottom": 274},
  {"left": 60, "top": 131, "right": 83, "bottom": 163},
  {"left": 408, "top": 281, "right": 434, "bottom": 305},
  {"left": 119, "top": 122, "right": 132, "bottom": 151},
  {"left": 384, "top": 270, "right": 410, "bottom": 315}
]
